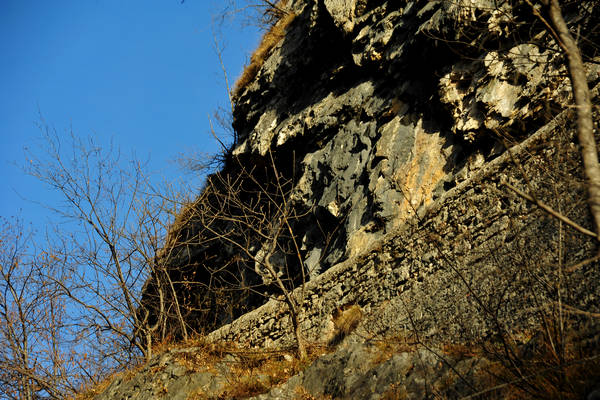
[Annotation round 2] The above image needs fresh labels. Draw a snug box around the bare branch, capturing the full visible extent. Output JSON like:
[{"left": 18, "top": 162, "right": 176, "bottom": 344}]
[
  {"left": 543, "top": 0, "right": 600, "bottom": 236},
  {"left": 502, "top": 180, "right": 597, "bottom": 238}
]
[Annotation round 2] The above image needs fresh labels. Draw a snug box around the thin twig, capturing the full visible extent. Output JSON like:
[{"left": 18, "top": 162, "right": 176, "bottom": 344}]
[
  {"left": 502, "top": 180, "right": 597, "bottom": 239},
  {"left": 545, "top": 0, "right": 600, "bottom": 237},
  {"left": 557, "top": 302, "right": 600, "bottom": 318},
  {"left": 566, "top": 251, "right": 600, "bottom": 272},
  {"left": 461, "top": 354, "right": 600, "bottom": 399}
]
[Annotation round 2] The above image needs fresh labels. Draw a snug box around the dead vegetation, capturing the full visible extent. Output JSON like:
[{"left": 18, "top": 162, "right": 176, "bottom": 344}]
[
  {"left": 144, "top": 148, "right": 335, "bottom": 360},
  {"left": 181, "top": 340, "right": 328, "bottom": 399},
  {"left": 73, "top": 334, "right": 329, "bottom": 399},
  {"left": 233, "top": 9, "right": 296, "bottom": 98},
  {"left": 328, "top": 304, "right": 364, "bottom": 346}
]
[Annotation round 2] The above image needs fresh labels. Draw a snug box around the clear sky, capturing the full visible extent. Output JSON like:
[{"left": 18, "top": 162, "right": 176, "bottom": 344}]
[{"left": 0, "top": 0, "right": 261, "bottom": 225}]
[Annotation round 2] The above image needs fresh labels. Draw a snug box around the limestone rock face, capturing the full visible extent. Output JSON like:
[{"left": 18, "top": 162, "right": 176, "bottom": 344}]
[
  {"left": 142, "top": 0, "right": 600, "bottom": 343},
  {"left": 96, "top": 0, "right": 600, "bottom": 398},
  {"left": 229, "top": 0, "right": 598, "bottom": 281},
  {"left": 323, "top": 0, "right": 362, "bottom": 34}
]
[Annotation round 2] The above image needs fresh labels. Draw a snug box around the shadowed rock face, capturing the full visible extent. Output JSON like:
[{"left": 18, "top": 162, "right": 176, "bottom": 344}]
[{"left": 141, "top": 0, "right": 600, "bottom": 337}]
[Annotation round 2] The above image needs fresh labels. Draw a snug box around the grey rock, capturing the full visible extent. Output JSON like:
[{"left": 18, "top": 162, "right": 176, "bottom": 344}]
[
  {"left": 124, "top": 0, "right": 600, "bottom": 398},
  {"left": 324, "top": 0, "right": 358, "bottom": 34}
]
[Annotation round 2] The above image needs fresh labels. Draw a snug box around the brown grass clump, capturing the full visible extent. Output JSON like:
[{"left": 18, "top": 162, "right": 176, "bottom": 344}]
[
  {"left": 379, "top": 382, "right": 409, "bottom": 400},
  {"left": 370, "top": 334, "right": 419, "bottom": 366},
  {"left": 171, "top": 338, "right": 236, "bottom": 373},
  {"left": 233, "top": 10, "right": 296, "bottom": 98},
  {"left": 441, "top": 342, "right": 479, "bottom": 360},
  {"left": 328, "top": 304, "right": 364, "bottom": 346},
  {"left": 335, "top": 304, "right": 363, "bottom": 334}
]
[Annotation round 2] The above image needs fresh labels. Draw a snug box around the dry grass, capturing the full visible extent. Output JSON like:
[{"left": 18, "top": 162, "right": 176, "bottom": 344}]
[
  {"left": 294, "top": 385, "right": 333, "bottom": 399},
  {"left": 74, "top": 322, "right": 600, "bottom": 399},
  {"left": 73, "top": 364, "right": 144, "bottom": 400},
  {"left": 171, "top": 338, "right": 239, "bottom": 374},
  {"left": 233, "top": 10, "right": 296, "bottom": 98},
  {"left": 75, "top": 335, "right": 330, "bottom": 399},
  {"left": 370, "top": 335, "right": 419, "bottom": 366},
  {"left": 380, "top": 382, "right": 409, "bottom": 400},
  {"left": 73, "top": 336, "right": 237, "bottom": 399},
  {"left": 328, "top": 304, "right": 364, "bottom": 346},
  {"left": 482, "top": 327, "right": 600, "bottom": 400},
  {"left": 333, "top": 304, "right": 363, "bottom": 336},
  {"left": 441, "top": 342, "right": 479, "bottom": 360},
  {"left": 187, "top": 343, "right": 329, "bottom": 399}
]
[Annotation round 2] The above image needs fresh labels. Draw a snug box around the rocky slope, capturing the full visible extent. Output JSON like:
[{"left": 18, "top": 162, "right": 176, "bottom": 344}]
[
  {"left": 96, "top": 104, "right": 600, "bottom": 398},
  {"left": 100, "top": 0, "right": 600, "bottom": 398}
]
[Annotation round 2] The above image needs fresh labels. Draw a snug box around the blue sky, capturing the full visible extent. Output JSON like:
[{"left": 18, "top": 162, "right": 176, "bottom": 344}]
[{"left": 0, "top": 0, "right": 261, "bottom": 224}]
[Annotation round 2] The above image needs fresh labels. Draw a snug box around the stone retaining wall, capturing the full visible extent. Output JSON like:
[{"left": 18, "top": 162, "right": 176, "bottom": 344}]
[{"left": 208, "top": 108, "right": 600, "bottom": 348}]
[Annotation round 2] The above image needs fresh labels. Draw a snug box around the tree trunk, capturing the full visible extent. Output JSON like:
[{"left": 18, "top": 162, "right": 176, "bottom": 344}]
[
  {"left": 292, "top": 309, "right": 307, "bottom": 361},
  {"left": 546, "top": 0, "right": 600, "bottom": 238}
]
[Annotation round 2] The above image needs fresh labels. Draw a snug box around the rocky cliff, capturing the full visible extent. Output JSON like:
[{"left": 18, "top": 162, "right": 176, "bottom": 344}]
[{"left": 99, "top": 0, "right": 600, "bottom": 398}]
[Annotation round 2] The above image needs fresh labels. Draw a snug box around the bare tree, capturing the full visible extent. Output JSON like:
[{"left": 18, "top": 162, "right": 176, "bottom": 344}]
[
  {"left": 0, "top": 122, "right": 198, "bottom": 397},
  {"left": 218, "top": 0, "right": 291, "bottom": 30},
  {"left": 0, "top": 217, "right": 78, "bottom": 399},
  {"left": 23, "top": 125, "right": 190, "bottom": 372},
  {"left": 204, "top": 151, "right": 310, "bottom": 359},
  {"left": 150, "top": 148, "right": 325, "bottom": 360}
]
